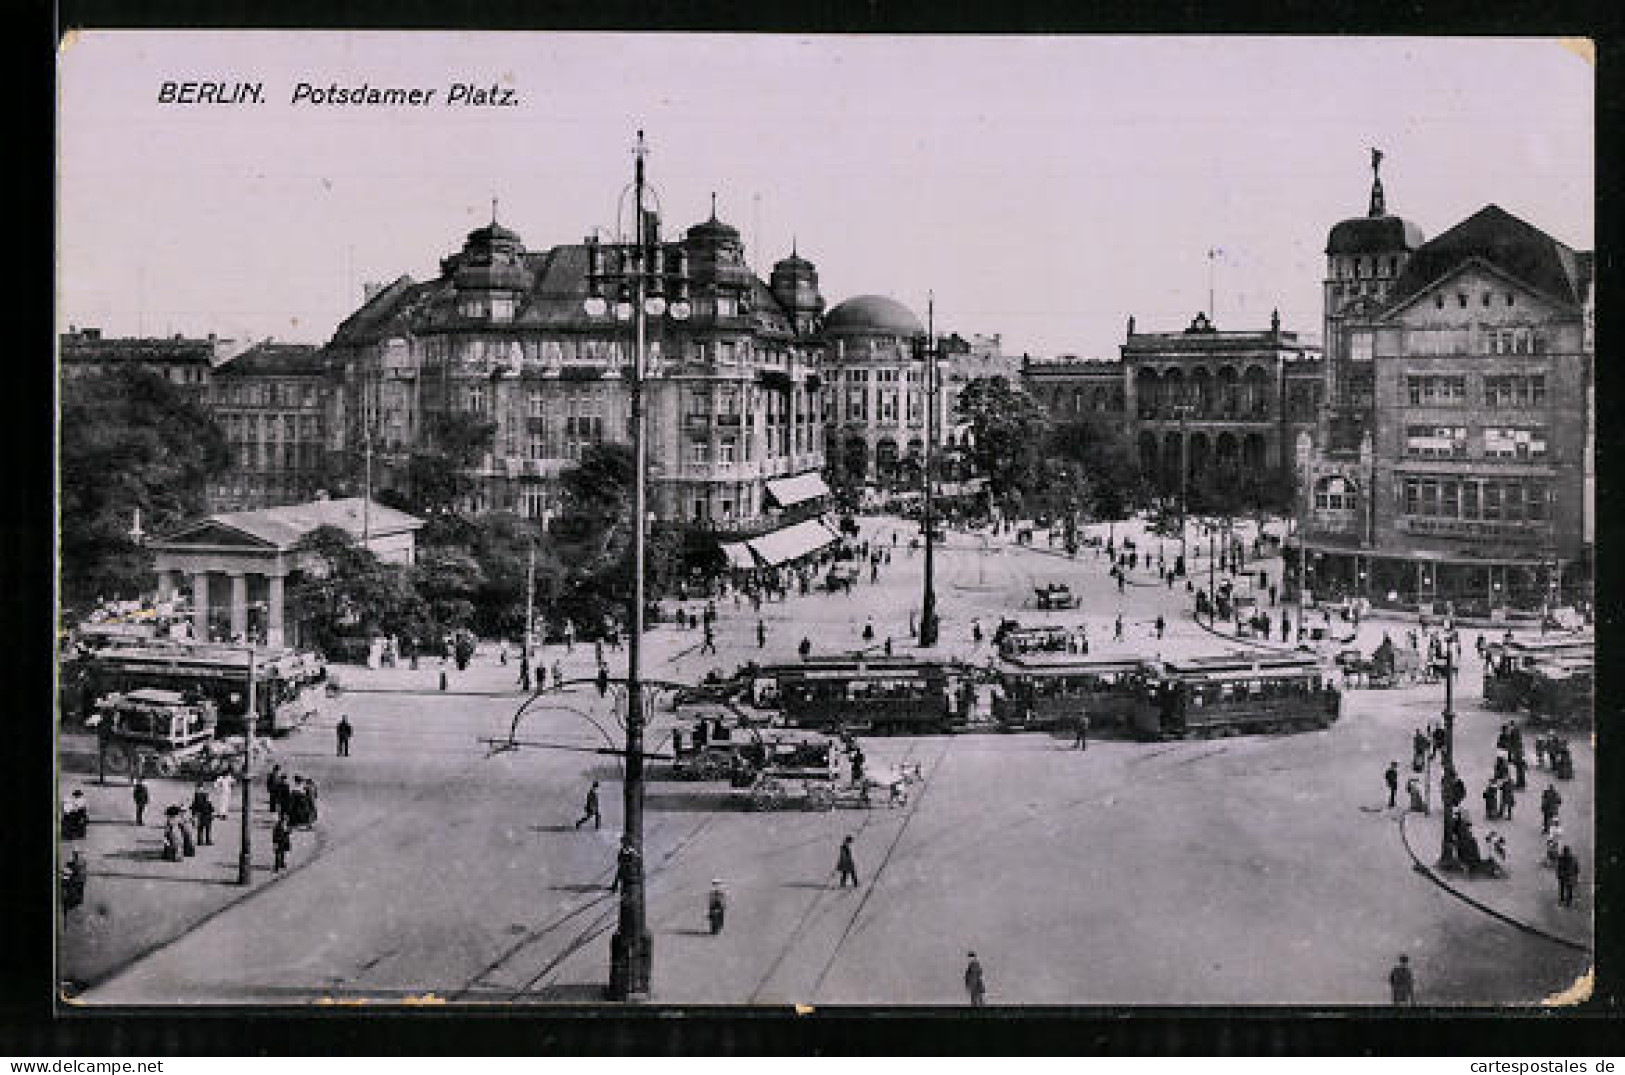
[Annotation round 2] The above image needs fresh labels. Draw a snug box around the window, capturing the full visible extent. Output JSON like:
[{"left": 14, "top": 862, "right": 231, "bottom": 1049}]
[
  {"left": 528, "top": 389, "right": 545, "bottom": 418},
  {"left": 1462, "top": 482, "right": 1479, "bottom": 519},
  {"left": 1406, "top": 425, "right": 1466, "bottom": 458},
  {"left": 1504, "top": 483, "right": 1524, "bottom": 521},
  {"left": 522, "top": 489, "right": 549, "bottom": 519},
  {"left": 1484, "top": 375, "right": 1547, "bottom": 407},
  {"left": 1441, "top": 480, "right": 1459, "bottom": 518},
  {"left": 1483, "top": 427, "right": 1548, "bottom": 460},
  {"left": 1315, "top": 476, "right": 1354, "bottom": 511},
  {"left": 719, "top": 437, "right": 736, "bottom": 463},
  {"left": 1457, "top": 293, "right": 1468, "bottom": 308},
  {"left": 1420, "top": 480, "right": 1439, "bottom": 517},
  {"left": 1350, "top": 332, "right": 1374, "bottom": 362},
  {"left": 1406, "top": 376, "right": 1466, "bottom": 406},
  {"left": 1483, "top": 483, "right": 1502, "bottom": 520},
  {"left": 690, "top": 439, "right": 710, "bottom": 464},
  {"left": 1486, "top": 327, "right": 1537, "bottom": 355},
  {"left": 1527, "top": 483, "right": 1549, "bottom": 520}
]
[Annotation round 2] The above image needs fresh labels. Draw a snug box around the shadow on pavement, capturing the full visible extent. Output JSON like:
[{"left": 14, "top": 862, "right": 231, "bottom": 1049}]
[
  {"left": 91, "top": 869, "right": 241, "bottom": 887},
  {"left": 644, "top": 791, "right": 740, "bottom": 813}
]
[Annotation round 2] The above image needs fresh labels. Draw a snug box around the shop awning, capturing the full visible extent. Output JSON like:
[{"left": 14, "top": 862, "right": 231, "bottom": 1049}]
[
  {"left": 719, "top": 542, "right": 758, "bottom": 570},
  {"left": 765, "top": 472, "right": 830, "bottom": 508},
  {"left": 747, "top": 518, "right": 838, "bottom": 567}
]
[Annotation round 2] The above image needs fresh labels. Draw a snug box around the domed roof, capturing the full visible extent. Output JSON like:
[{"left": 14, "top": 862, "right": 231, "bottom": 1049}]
[
  {"left": 468, "top": 220, "right": 523, "bottom": 246},
  {"left": 774, "top": 251, "right": 814, "bottom": 272},
  {"left": 1326, "top": 214, "right": 1425, "bottom": 256},
  {"left": 824, "top": 295, "right": 923, "bottom": 337},
  {"left": 686, "top": 214, "right": 740, "bottom": 243}
]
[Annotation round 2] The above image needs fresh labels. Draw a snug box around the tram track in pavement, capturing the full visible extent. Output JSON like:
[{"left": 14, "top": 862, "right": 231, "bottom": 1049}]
[
  {"left": 449, "top": 807, "right": 727, "bottom": 1001},
  {"left": 741, "top": 735, "right": 954, "bottom": 1004}
]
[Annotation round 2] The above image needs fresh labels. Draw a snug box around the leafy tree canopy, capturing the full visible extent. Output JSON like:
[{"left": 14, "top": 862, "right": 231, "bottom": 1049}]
[
  {"left": 955, "top": 376, "right": 1051, "bottom": 500},
  {"left": 59, "top": 366, "right": 231, "bottom": 606}
]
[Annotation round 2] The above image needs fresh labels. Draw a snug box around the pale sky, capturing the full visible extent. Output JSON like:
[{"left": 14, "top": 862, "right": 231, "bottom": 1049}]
[{"left": 57, "top": 33, "right": 1593, "bottom": 359}]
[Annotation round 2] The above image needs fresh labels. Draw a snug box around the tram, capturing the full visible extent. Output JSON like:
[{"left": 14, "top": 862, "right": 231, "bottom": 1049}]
[
  {"left": 990, "top": 653, "right": 1147, "bottom": 734},
  {"left": 1482, "top": 634, "right": 1594, "bottom": 717},
  {"left": 763, "top": 656, "right": 969, "bottom": 735},
  {"left": 1128, "top": 653, "right": 1341, "bottom": 740},
  {"left": 79, "top": 641, "right": 326, "bottom": 736}
]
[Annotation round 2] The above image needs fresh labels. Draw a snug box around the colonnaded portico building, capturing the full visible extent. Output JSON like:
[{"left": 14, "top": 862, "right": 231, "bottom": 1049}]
[{"left": 149, "top": 497, "right": 423, "bottom": 647}]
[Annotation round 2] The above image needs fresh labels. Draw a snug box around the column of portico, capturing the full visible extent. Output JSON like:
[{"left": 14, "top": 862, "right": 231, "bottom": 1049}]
[
  {"left": 229, "top": 572, "right": 248, "bottom": 641},
  {"left": 156, "top": 571, "right": 177, "bottom": 603},
  {"left": 191, "top": 571, "right": 210, "bottom": 638},
  {"left": 267, "top": 573, "right": 286, "bottom": 648}
]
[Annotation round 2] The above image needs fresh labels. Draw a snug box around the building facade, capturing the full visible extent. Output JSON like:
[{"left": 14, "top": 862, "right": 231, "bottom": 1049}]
[
  {"left": 821, "top": 295, "right": 953, "bottom": 488},
  {"left": 207, "top": 342, "right": 330, "bottom": 511},
  {"left": 59, "top": 327, "right": 223, "bottom": 399},
  {"left": 1123, "top": 311, "right": 1323, "bottom": 492},
  {"left": 322, "top": 210, "right": 831, "bottom": 559},
  {"left": 1298, "top": 163, "right": 1593, "bottom": 614},
  {"left": 1020, "top": 315, "right": 1323, "bottom": 496}
]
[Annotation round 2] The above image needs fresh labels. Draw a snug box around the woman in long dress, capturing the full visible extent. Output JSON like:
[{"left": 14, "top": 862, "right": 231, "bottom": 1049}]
[{"left": 213, "top": 773, "right": 233, "bottom": 819}]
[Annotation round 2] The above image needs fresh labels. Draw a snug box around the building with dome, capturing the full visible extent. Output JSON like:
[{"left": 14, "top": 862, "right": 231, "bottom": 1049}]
[
  {"left": 821, "top": 294, "right": 952, "bottom": 489},
  {"left": 322, "top": 204, "right": 833, "bottom": 570},
  {"left": 1295, "top": 155, "right": 1593, "bottom": 616}
]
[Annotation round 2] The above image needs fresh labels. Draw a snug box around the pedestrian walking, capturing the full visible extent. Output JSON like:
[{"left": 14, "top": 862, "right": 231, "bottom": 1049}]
[
  {"left": 178, "top": 810, "right": 197, "bottom": 858},
  {"left": 1385, "top": 762, "right": 1399, "bottom": 808},
  {"left": 884, "top": 636, "right": 894, "bottom": 657},
  {"left": 336, "top": 715, "right": 353, "bottom": 757},
  {"left": 836, "top": 835, "right": 859, "bottom": 888},
  {"left": 1483, "top": 780, "right": 1500, "bottom": 822},
  {"left": 964, "top": 952, "right": 986, "bottom": 1006},
  {"left": 162, "top": 809, "right": 182, "bottom": 862},
  {"left": 575, "top": 781, "right": 602, "bottom": 830},
  {"left": 191, "top": 783, "right": 215, "bottom": 845},
  {"left": 1500, "top": 779, "right": 1516, "bottom": 820},
  {"left": 1113, "top": 615, "right": 1123, "bottom": 642},
  {"left": 1155, "top": 615, "right": 1165, "bottom": 640},
  {"left": 267, "top": 763, "right": 284, "bottom": 813},
  {"left": 132, "top": 778, "right": 149, "bottom": 825},
  {"left": 1512, "top": 751, "right": 1528, "bottom": 791},
  {"left": 1074, "top": 714, "right": 1089, "bottom": 751},
  {"left": 708, "top": 880, "right": 727, "bottom": 934},
  {"left": 1389, "top": 954, "right": 1415, "bottom": 1005},
  {"left": 1556, "top": 846, "right": 1579, "bottom": 907},
  {"left": 757, "top": 619, "right": 767, "bottom": 649},
  {"left": 1541, "top": 784, "right": 1562, "bottom": 833},
  {"left": 439, "top": 667, "right": 448, "bottom": 692},
  {"left": 799, "top": 636, "right": 812, "bottom": 659},
  {"left": 214, "top": 772, "right": 232, "bottom": 820},
  {"left": 272, "top": 815, "right": 291, "bottom": 872},
  {"left": 862, "top": 618, "right": 875, "bottom": 643}
]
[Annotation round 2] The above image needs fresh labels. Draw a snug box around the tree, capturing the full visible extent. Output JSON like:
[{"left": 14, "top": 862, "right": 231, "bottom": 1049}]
[
  {"left": 955, "top": 376, "right": 1050, "bottom": 502},
  {"left": 547, "top": 443, "right": 681, "bottom": 636},
  {"left": 405, "top": 411, "right": 498, "bottom": 516},
  {"left": 59, "top": 367, "right": 231, "bottom": 606},
  {"left": 286, "top": 525, "right": 422, "bottom": 655},
  {"left": 1048, "top": 415, "right": 1147, "bottom": 521},
  {"left": 411, "top": 547, "right": 485, "bottom": 633}
]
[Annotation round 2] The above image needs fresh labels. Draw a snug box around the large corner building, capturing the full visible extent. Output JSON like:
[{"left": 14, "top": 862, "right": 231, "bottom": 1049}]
[{"left": 1297, "top": 161, "right": 1594, "bottom": 615}]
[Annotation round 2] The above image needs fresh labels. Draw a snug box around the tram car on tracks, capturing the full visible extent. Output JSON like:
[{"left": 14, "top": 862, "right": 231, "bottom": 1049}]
[
  {"left": 990, "top": 653, "right": 1148, "bottom": 734},
  {"left": 1482, "top": 634, "right": 1593, "bottom": 723},
  {"left": 761, "top": 656, "right": 971, "bottom": 735},
  {"left": 80, "top": 641, "right": 327, "bottom": 737},
  {"left": 1128, "top": 653, "right": 1341, "bottom": 740},
  {"left": 996, "top": 623, "right": 1090, "bottom": 659}
]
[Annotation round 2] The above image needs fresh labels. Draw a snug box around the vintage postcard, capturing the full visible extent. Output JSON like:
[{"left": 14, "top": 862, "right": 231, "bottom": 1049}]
[{"left": 56, "top": 31, "right": 1594, "bottom": 1008}]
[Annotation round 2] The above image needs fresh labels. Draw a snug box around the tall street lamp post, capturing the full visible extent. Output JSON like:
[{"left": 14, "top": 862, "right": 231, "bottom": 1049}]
[
  {"left": 582, "top": 130, "right": 692, "bottom": 1001},
  {"left": 1437, "top": 642, "right": 1459, "bottom": 869},
  {"left": 236, "top": 646, "right": 257, "bottom": 886},
  {"left": 916, "top": 294, "right": 940, "bottom": 648}
]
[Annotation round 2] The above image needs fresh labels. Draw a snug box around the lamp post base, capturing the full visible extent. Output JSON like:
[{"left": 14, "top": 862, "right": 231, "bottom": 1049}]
[
  {"left": 609, "top": 929, "right": 653, "bottom": 1002},
  {"left": 918, "top": 613, "right": 939, "bottom": 648}
]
